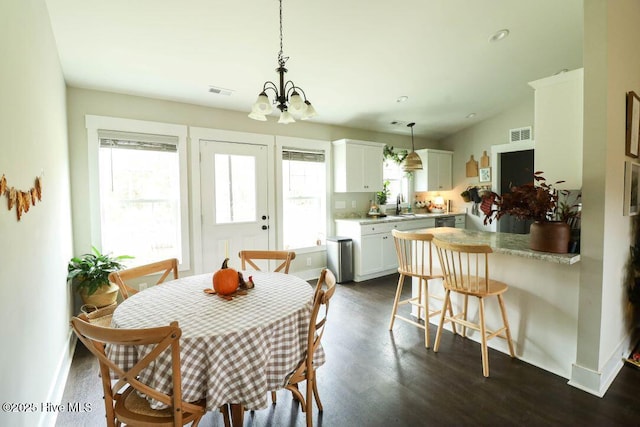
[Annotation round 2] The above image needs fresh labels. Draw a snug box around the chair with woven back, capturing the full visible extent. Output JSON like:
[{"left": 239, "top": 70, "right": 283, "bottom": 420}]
[
  {"left": 238, "top": 250, "right": 296, "bottom": 274},
  {"left": 69, "top": 314, "right": 223, "bottom": 427},
  {"left": 283, "top": 268, "right": 336, "bottom": 427},
  {"left": 432, "top": 238, "right": 516, "bottom": 377},
  {"left": 389, "top": 229, "right": 453, "bottom": 348},
  {"left": 108, "top": 258, "right": 179, "bottom": 300}
]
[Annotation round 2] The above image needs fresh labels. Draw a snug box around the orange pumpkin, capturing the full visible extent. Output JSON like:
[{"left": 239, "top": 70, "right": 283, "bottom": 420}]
[{"left": 213, "top": 258, "right": 239, "bottom": 296}]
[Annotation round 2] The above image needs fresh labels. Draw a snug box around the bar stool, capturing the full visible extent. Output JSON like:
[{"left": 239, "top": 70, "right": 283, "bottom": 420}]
[
  {"left": 432, "top": 238, "right": 516, "bottom": 377},
  {"left": 388, "top": 230, "right": 451, "bottom": 348}
]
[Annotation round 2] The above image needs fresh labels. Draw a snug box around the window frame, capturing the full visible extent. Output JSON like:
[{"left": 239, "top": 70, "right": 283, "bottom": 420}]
[
  {"left": 275, "top": 136, "right": 332, "bottom": 252},
  {"left": 85, "top": 115, "right": 190, "bottom": 270}
]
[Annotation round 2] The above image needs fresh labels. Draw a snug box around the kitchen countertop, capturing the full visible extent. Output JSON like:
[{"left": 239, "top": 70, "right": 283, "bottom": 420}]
[
  {"left": 424, "top": 227, "right": 580, "bottom": 265},
  {"left": 334, "top": 211, "right": 465, "bottom": 225}
]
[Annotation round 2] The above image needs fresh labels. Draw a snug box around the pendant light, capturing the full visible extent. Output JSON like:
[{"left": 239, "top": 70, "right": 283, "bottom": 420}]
[{"left": 403, "top": 122, "right": 423, "bottom": 171}]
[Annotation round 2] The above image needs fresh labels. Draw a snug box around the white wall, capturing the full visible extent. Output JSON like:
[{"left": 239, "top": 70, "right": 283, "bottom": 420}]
[
  {"left": 0, "top": 1, "right": 73, "bottom": 426},
  {"left": 570, "top": 0, "right": 640, "bottom": 396},
  {"left": 439, "top": 97, "right": 535, "bottom": 230}
]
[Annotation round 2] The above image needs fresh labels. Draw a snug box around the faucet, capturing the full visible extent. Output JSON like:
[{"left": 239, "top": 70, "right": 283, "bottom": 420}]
[{"left": 396, "top": 194, "right": 402, "bottom": 215}]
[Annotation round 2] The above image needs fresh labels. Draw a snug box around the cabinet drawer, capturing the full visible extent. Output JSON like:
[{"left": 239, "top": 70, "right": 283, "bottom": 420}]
[
  {"left": 455, "top": 215, "right": 466, "bottom": 228},
  {"left": 399, "top": 218, "right": 436, "bottom": 231},
  {"left": 360, "top": 221, "right": 401, "bottom": 235}
]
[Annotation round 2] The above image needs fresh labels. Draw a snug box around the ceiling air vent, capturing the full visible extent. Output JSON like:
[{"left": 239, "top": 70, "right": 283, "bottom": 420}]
[
  {"left": 509, "top": 126, "right": 532, "bottom": 143},
  {"left": 208, "top": 86, "right": 234, "bottom": 96}
]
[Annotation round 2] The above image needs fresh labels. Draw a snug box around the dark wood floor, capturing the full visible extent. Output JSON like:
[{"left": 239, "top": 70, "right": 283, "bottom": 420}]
[{"left": 57, "top": 274, "right": 640, "bottom": 426}]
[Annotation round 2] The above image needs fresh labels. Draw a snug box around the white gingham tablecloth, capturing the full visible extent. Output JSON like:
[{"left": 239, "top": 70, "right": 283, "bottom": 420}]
[{"left": 107, "top": 271, "right": 325, "bottom": 411}]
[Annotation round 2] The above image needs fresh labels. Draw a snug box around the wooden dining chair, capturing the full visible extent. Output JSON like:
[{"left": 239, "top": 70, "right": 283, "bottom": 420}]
[
  {"left": 69, "top": 315, "right": 219, "bottom": 427},
  {"left": 108, "top": 258, "right": 179, "bottom": 300},
  {"left": 238, "top": 250, "right": 296, "bottom": 403},
  {"left": 238, "top": 250, "right": 296, "bottom": 274},
  {"left": 80, "top": 302, "right": 117, "bottom": 327},
  {"left": 389, "top": 230, "right": 452, "bottom": 348},
  {"left": 432, "top": 238, "right": 516, "bottom": 377},
  {"left": 282, "top": 268, "right": 336, "bottom": 427}
]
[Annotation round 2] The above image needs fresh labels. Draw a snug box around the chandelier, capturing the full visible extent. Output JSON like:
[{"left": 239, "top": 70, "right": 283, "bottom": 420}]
[
  {"left": 248, "top": 0, "right": 317, "bottom": 124},
  {"left": 402, "top": 122, "right": 423, "bottom": 171}
]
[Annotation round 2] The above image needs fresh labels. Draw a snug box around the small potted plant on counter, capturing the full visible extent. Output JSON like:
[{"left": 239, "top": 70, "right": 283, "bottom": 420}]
[
  {"left": 481, "top": 171, "right": 577, "bottom": 253},
  {"left": 68, "top": 246, "right": 133, "bottom": 308}
]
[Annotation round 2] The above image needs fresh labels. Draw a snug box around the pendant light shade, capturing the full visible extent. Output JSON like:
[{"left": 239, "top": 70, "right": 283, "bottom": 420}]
[{"left": 403, "top": 122, "right": 423, "bottom": 171}]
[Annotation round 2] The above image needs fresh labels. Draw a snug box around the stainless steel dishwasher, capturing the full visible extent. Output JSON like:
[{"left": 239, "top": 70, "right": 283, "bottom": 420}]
[{"left": 435, "top": 216, "right": 456, "bottom": 227}]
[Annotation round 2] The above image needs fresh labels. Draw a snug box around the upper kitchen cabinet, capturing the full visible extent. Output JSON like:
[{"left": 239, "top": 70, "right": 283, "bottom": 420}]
[
  {"left": 529, "top": 68, "right": 583, "bottom": 190},
  {"left": 333, "top": 139, "right": 384, "bottom": 192},
  {"left": 414, "top": 149, "right": 453, "bottom": 192}
]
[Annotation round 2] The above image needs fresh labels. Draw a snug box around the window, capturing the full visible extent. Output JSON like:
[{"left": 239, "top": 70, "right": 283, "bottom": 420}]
[
  {"left": 86, "top": 116, "right": 189, "bottom": 270},
  {"left": 281, "top": 149, "right": 326, "bottom": 249},
  {"left": 214, "top": 154, "right": 256, "bottom": 224},
  {"left": 383, "top": 159, "right": 409, "bottom": 204}
]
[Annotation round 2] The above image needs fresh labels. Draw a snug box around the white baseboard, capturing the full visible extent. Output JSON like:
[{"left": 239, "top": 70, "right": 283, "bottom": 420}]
[
  {"left": 568, "top": 331, "right": 634, "bottom": 397},
  {"left": 39, "top": 331, "right": 77, "bottom": 427}
]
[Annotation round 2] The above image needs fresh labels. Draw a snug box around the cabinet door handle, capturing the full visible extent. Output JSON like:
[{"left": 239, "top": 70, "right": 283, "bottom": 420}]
[{"left": 261, "top": 225, "right": 269, "bottom": 230}]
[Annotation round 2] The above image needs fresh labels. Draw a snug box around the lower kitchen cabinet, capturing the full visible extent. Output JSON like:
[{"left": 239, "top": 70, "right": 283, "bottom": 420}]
[{"left": 335, "top": 217, "right": 437, "bottom": 282}]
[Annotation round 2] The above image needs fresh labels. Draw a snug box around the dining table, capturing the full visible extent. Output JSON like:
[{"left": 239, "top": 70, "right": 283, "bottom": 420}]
[{"left": 106, "top": 270, "right": 325, "bottom": 426}]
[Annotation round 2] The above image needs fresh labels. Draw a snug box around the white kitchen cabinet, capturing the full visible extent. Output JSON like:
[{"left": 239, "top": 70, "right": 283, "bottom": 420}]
[
  {"left": 335, "top": 217, "right": 436, "bottom": 282},
  {"left": 414, "top": 149, "right": 453, "bottom": 192},
  {"left": 528, "top": 68, "right": 583, "bottom": 190},
  {"left": 333, "top": 139, "right": 385, "bottom": 192},
  {"left": 455, "top": 214, "right": 466, "bottom": 228}
]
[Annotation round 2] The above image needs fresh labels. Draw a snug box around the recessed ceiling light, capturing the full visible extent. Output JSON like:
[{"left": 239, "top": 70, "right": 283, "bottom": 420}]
[
  {"left": 466, "top": 113, "right": 476, "bottom": 119},
  {"left": 396, "top": 96, "right": 408, "bottom": 103},
  {"left": 488, "top": 29, "right": 510, "bottom": 43}
]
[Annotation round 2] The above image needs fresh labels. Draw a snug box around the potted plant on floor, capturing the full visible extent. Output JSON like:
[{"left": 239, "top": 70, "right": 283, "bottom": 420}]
[
  {"left": 481, "top": 171, "right": 577, "bottom": 253},
  {"left": 68, "top": 246, "right": 132, "bottom": 307}
]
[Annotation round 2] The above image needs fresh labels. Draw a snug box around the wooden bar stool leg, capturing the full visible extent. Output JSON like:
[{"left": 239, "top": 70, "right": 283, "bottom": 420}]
[
  {"left": 498, "top": 294, "right": 516, "bottom": 357},
  {"left": 478, "top": 297, "right": 489, "bottom": 377},
  {"left": 443, "top": 280, "right": 457, "bottom": 335},
  {"left": 462, "top": 295, "right": 469, "bottom": 338},
  {"left": 433, "top": 289, "right": 450, "bottom": 352},
  {"left": 417, "top": 278, "right": 423, "bottom": 325},
  {"left": 389, "top": 274, "right": 405, "bottom": 330},
  {"left": 423, "top": 279, "right": 430, "bottom": 348}
]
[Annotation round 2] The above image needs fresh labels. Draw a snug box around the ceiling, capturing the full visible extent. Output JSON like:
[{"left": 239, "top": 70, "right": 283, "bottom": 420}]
[{"left": 45, "top": 0, "right": 583, "bottom": 140}]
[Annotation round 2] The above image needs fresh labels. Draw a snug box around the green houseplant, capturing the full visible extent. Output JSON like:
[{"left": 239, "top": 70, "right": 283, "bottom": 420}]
[
  {"left": 68, "top": 246, "right": 132, "bottom": 307},
  {"left": 481, "top": 171, "right": 576, "bottom": 253}
]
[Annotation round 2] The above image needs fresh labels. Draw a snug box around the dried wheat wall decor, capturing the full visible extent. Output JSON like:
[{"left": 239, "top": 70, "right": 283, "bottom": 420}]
[{"left": 0, "top": 174, "right": 43, "bottom": 221}]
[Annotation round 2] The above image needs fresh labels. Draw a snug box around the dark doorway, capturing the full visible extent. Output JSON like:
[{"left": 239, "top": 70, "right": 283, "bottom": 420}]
[{"left": 498, "top": 149, "right": 534, "bottom": 234}]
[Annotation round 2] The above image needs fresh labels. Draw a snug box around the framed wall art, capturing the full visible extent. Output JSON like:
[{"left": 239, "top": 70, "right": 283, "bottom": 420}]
[
  {"left": 479, "top": 167, "right": 491, "bottom": 183},
  {"left": 626, "top": 91, "right": 640, "bottom": 158},
  {"left": 624, "top": 161, "right": 640, "bottom": 216}
]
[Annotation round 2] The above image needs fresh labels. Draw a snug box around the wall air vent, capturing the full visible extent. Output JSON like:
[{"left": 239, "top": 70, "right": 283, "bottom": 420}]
[
  {"left": 509, "top": 126, "right": 533, "bottom": 143},
  {"left": 208, "top": 86, "right": 234, "bottom": 96}
]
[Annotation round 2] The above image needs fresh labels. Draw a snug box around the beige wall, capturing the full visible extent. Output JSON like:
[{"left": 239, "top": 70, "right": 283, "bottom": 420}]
[
  {"left": 66, "top": 87, "right": 436, "bottom": 277},
  {"left": 440, "top": 97, "right": 535, "bottom": 230},
  {"left": 0, "top": 1, "right": 73, "bottom": 426}
]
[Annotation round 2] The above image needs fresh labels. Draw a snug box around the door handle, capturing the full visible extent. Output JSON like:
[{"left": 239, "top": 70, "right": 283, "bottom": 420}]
[{"left": 262, "top": 225, "right": 269, "bottom": 230}]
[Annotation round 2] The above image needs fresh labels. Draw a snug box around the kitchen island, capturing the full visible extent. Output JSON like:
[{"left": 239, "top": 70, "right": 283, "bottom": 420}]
[{"left": 414, "top": 227, "right": 581, "bottom": 380}]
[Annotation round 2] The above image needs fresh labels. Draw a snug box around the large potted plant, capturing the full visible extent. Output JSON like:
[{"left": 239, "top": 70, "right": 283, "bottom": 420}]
[
  {"left": 481, "top": 171, "right": 576, "bottom": 253},
  {"left": 68, "top": 246, "right": 132, "bottom": 307}
]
